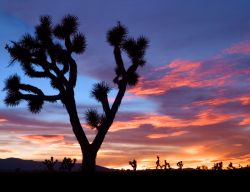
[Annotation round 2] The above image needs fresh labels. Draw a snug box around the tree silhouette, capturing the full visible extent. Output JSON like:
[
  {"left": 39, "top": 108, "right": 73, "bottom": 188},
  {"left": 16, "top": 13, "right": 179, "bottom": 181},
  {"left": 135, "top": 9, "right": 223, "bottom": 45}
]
[
  {"left": 162, "top": 160, "right": 171, "bottom": 170},
  {"left": 177, "top": 161, "right": 183, "bottom": 170},
  {"left": 60, "top": 157, "right": 77, "bottom": 172},
  {"left": 129, "top": 159, "right": 137, "bottom": 171},
  {"left": 227, "top": 162, "right": 235, "bottom": 170},
  {"left": 212, "top": 162, "right": 223, "bottom": 170},
  {"left": 4, "top": 15, "right": 148, "bottom": 172},
  {"left": 196, "top": 165, "right": 208, "bottom": 170},
  {"left": 43, "top": 156, "right": 58, "bottom": 171}
]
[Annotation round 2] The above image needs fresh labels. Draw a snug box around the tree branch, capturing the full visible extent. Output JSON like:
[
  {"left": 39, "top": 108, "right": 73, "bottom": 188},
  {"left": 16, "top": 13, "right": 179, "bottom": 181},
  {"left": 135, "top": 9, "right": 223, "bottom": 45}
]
[
  {"left": 19, "top": 84, "right": 44, "bottom": 95},
  {"left": 30, "top": 58, "right": 67, "bottom": 92},
  {"left": 127, "top": 62, "right": 139, "bottom": 75},
  {"left": 114, "top": 46, "right": 126, "bottom": 75},
  {"left": 92, "top": 81, "right": 127, "bottom": 150},
  {"left": 21, "top": 93, "right": 61, "bottom": 102},
  {"left": 68, "top": 57, "right": 77, "bottom": 87},
  {"left": 19, "top": 83, "right": 61, "bottom": 102},
  {"left": 65, "top": 36, "right": 72, "bottom": 53},
  {"left": 100, "top": 96, "right": 110, "bottom": 115}
]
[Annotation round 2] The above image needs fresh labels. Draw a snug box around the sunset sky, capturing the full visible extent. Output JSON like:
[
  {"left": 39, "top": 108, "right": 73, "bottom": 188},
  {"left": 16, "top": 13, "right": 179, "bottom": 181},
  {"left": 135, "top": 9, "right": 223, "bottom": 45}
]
[{"left": 1, "top": 0, "right": 250, "bottom": 170}]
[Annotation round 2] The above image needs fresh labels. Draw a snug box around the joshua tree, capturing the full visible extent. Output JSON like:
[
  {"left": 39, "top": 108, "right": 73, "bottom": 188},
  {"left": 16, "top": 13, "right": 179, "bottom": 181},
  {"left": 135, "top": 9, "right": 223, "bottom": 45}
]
[
  {"left": 162, "top": 160, "right": 171, "bottom": 170},
  {"left": 129, "top": 159, "right": 137, "bottom": 171},
  {"left": 212, "top": 162, "right": 223, "bottom": 170},
  {"left": 227, "top": 162, "right": 235, "bottom": 170},
  {"left": 60, "top": 157, "right": 77, "bottom": 172},
  {"left": 43, "top": 156, "right": 58, "bottom": 171},
  {"left": 196, "top": 165, "right": 208, "bottom": 170},
  {"left": 4, "top": 15, "right": 148, "bottom": 172},
  {"left": 177, "top": 161, "right": 183, "bottom": 170}
]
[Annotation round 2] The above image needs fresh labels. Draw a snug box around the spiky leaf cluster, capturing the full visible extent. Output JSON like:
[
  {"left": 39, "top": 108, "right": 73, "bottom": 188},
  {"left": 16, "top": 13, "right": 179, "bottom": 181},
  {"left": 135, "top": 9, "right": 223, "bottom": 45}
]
[
  {"left": 91, "top": 81, "right": 111, "bottom": 102},
  {"left": 107, "top": 23, "right": 149, "bottom": 87},
  {"left": 3, "top": 75, "right": 22, "bottom": 106},
  {"left": 107, "top": 22, "right": 127, "bottom": 46},
  {"left": 85, "top": 109, "right": 104, "bottom": 130},
  {"left": 54, "top": 15, "right": 79, "bottom": 38},
  {"left": 123, "top": 36, "right": 149, "bottom": 67}
]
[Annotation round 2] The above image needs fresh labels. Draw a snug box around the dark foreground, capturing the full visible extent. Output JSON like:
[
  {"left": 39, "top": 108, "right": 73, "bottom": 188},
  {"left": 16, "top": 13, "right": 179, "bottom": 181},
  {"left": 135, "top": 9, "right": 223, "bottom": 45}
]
[{"left": 1, "top": 169, "right": 249, "bottom": 190}]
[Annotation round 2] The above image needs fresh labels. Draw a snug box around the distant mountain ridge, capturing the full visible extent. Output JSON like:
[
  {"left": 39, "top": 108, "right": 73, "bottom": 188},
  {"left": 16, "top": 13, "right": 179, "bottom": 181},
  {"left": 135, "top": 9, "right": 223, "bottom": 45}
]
[{"left": 0, "top": 158, "right": 112, "bottom": 172}]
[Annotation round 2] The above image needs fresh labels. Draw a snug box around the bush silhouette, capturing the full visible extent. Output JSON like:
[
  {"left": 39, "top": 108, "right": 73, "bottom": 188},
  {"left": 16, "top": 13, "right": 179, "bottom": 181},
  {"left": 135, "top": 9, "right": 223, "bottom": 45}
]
[
  {"left": 212, "top": 162, "right": 223, "bottom": 170},
  {"left": 196, "top": 165, "right": 208, "bottom": 170},
  {"left": 60, "top": 157, "right": 77, "bottom": 172},
  {"left": 4, "top": 15, "right": 148, "bottom": 172},
  {"left": 43, "top": 157, "right": 58, "bottom": 171}
]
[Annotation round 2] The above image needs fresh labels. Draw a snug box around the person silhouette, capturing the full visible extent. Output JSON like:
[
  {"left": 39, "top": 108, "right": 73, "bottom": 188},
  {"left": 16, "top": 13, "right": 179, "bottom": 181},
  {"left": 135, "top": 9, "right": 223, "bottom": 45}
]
[{"left": 156, "top": 156, "right": 161, "bottom": 169}]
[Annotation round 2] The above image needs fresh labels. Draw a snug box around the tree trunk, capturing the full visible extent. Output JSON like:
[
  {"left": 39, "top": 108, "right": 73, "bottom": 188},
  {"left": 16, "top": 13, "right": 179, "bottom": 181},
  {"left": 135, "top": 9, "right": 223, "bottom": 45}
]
[
  {"left": 63, "top": 91, "right": 93, "bottom": 172},
  {"left": 82, "top": 147, "right": 97, "bottom": 172}
]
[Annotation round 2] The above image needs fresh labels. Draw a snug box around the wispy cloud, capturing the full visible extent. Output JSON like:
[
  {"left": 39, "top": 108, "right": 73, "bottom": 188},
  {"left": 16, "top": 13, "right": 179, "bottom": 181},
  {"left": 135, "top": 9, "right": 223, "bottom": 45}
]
[
  {"left": 147, "top": 131, "right": 188, "bottom": 139},
  {"left": 0, "top": 149, "right": 13, "bottom": 153},
  {"left": 224, "top": 40, "right": 250, "bottom": 54},
  {"left": 0, "top": 118, "right": 7, "bottom": 123},
  {"left": 19, "top": 135, "right": 65, "bottom": 144},
  {"left": 192, "top": 96, "right": 250, "bottom": 107},
  {"left": 129, "top": 59, "right": 233, "bottom": 96},
  {"left": 110, "top": 109, "right": 236, "bottom": 132}
]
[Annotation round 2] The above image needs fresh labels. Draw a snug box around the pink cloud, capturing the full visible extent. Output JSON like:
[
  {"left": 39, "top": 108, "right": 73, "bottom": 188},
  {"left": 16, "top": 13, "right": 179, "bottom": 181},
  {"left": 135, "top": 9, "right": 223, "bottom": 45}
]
[
  {"left": 0, "top": 118, "right": 7, "bottom": 123},
  {"left": 239, "top": 115, "right": 250, "bottom": 126},
  {"left": 224, "top": 40, "right": 250, "bottom": 54},
  {"left": 129, "top": 59, "right": 232, "bottom": 96},
  {"left": 191, "top": 109, "right": 234, "bottom": 126},
  {"left": 192, "top": 96, "right": 250, "bottom": 107}
]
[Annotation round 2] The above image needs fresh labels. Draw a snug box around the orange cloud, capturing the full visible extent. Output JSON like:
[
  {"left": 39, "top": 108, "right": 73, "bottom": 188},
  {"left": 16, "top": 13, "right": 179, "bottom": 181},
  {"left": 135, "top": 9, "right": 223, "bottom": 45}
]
[
  {"left": 19, "top": 135, "right": 64, "bottom": 144},
  {"left": 110, "top": 114, "right": 191, "bottom": 132},
  {"left": 147, "top": 131, "right": 188, "bottom": 139},
  {"left": 233, "top": 144, "right": 243, "bottom": 147},
  {"left": 184, "top": 145, "right": 206, "bottom": 155},
  {"left": 240, "top": 96, "right": 250, "bottom": 105},
  {"left": 192, "top": 96, "right": 250, "bottom": 106},
  {"left": 110, "top": 109, "right": 234, "bottom": 132},
  {"left": 0, "top": 149, "right": 13, "bottom": 153},
  {"left": 239, "top": 116, "right": 250, "bottom": 126},
  {"left": 193, "top": 98, "right": 234, "bottom": 106},
  {"left": 191, "top": 109, "right": 233, "bottom": 126},
  {"left": 224, "top": 40, "right": 250, "bottom": 54},
  {"left": 129, "top": 59, "right": 230, "bottom": 96}
]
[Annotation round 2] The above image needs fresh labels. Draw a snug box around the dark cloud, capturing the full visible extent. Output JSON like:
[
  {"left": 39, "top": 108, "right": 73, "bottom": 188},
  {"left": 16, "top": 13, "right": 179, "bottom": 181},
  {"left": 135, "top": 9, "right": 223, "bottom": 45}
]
[{"left": 154, "top": 87, "right": 213, "bottom": 118}]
